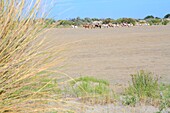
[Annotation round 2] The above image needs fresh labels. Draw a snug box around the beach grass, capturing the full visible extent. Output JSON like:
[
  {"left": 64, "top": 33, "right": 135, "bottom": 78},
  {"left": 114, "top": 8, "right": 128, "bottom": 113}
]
[{"left": 0, "top": 0, "right": 68, "bottom": 112}]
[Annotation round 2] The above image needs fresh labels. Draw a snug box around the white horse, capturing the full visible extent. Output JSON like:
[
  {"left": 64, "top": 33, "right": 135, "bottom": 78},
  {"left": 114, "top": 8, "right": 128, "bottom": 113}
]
[
  {"left": 71, "top": 25, "right": 78, "bottom": 29},
  {"left": 102, "top": 24, "right": 109, "bottom": 28}
]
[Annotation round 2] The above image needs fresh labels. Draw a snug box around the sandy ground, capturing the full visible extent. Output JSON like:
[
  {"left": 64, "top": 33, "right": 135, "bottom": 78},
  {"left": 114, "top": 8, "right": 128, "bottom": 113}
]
[{"left": 45, "top": 25, "right": 170, "bottom": 85}]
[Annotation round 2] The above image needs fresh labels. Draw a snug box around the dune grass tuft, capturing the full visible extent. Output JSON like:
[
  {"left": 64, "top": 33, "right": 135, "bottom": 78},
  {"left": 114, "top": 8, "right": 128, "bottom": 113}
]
[
  {"left": 126, "top": 70, "right": 159, "bottom": 99},
  {"left": 0, "top": 0, "right": 68, "bottom": 112},
  {"left": 123, "top": 70, "right": 160, "bottom": 106}
]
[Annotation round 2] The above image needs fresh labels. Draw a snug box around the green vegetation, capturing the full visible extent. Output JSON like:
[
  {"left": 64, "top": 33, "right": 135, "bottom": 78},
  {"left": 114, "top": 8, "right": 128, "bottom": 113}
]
[
  {"left": 64, "top": 71, "right": 170, "bottom": 111},
  {"left": 44, "top": 18, "right": 56, "bottom": 27},
  {"left": 147, "top": 19, "right": 162, "bottom": 25},
  {"left": 155, "top": 84, "right": 170, "bottom": 113},
  {"left": 69, "top": 76, "right": 114, "bottom": 104},
  {"left": 70, "top": 76, "right": 110, "bottom": 86},
  {"left": 162, "top": 20, "right": 169, "bottom": 25},
  {"left": 102, "top": 18, "right": 114, "bottom": 24},
  {"left": 144, "top": 15, "right": 155, "bottom": 20},
  {"left": 122, "top": 95, "right": 139, "bottom": 106},
  {"left": 164, "top": 14, "right": 170, "bottom": 19},
  {"left": 143, "top": 15, "right": 170, "bottom": 25},
  {"left": 160, "top": 84, "right": 170, "bottom": 100},
  {"left": 116, "top": 18, "right": 136, "bottom": 25},
  {"left": 126, "top": 70, "right": 159, "bottom": 99},
  {"left": 45, "top": 14, "right": 170, "bottom": 27},
  {"left": 123, "top": 70, "right": 159, "bottom": 106},
  {"left": 58, "top": 20, "right": 74, "bottom": 26},
  {"left": 122, "top": 70, "right": 170, "bottom": 113},
  {"left": 56, "top": 17, "right": 137, "bottom": 27}
]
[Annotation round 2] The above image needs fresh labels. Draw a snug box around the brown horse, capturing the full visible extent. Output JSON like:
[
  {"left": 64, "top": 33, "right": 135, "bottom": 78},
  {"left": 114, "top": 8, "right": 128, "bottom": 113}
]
[
  {"left": 83, "top": 24, "right": 95, "bottom": 29},
  {"left": 83, "top": 24, "right": 90, "bottom": 29}
]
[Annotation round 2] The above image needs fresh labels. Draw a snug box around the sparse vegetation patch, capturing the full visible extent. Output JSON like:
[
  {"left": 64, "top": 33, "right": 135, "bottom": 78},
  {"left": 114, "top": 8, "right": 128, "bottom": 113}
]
[{"left": 68, "top": 76, "right": 115, "bottom": 104}]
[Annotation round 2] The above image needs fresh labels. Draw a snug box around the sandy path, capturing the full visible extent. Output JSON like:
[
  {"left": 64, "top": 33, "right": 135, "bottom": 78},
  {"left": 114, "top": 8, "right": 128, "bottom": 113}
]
[{"left": 45, "top": 25, "right": 170, "bottom": 85}]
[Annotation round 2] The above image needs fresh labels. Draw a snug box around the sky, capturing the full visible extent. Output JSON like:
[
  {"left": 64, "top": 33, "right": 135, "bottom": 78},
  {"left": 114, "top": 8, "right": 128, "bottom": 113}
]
[{"left": 48, "top": 0, "right": 170, "bottom": 20}]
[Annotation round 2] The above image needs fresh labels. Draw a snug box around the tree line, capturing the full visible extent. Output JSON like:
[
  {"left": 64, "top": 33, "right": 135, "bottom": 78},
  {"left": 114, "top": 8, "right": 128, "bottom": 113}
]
[{"left": 44, "top": 14, "right": 170, "bottom": 27}]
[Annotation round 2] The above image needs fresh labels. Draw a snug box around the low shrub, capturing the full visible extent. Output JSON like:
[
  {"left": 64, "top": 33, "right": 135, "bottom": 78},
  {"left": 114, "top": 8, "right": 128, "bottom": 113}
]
[
  {"left": 125, "top": 70, "right": 159, "bottom": 100},
  {"left": 162, "top": 20, "right": 169, "bottom": 25}
]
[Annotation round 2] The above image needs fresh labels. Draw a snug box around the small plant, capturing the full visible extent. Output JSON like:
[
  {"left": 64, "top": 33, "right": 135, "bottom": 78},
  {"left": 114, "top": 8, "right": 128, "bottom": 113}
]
[
  {"left": 125, "top": 70, "right": 159, "bottom": 101},
  {"left": 157, "top": 84, "right": 170, "bottom": 113},
  {"left": 156, "top": 92, "right": 168, "bottom": 113},
  {"left": 122, "top": 95, "right": 139, "bottom": 106}
]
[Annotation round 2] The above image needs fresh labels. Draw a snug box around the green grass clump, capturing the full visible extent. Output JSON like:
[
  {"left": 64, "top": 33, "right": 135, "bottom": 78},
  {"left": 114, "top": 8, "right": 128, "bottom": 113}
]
[
  {"left": 70, "top": 76, "right": 109, "bottom": 86},
  {"left": 124, "top": 70, "right": 159, "bottom": 105},
  {"left": 127, "top": 70, "right": 159, "bottom": 98},
  {"left": 69, "top": 76, "right": 114, "bottom": 104},
  {"left": 122, "top": 70, "right": 170, "bottom": 112}
]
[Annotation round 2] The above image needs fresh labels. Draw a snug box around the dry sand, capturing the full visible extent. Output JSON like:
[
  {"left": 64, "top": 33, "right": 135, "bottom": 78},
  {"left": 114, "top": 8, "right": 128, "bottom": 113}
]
[{"left": 45, "top": 25, "right": 170, "bottom": 85}]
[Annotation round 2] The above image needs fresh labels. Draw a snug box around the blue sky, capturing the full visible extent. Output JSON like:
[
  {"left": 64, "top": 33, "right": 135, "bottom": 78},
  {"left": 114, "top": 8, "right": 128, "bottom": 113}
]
[{"left": 48, "top": 0, "right": 170, "bottom": 20}]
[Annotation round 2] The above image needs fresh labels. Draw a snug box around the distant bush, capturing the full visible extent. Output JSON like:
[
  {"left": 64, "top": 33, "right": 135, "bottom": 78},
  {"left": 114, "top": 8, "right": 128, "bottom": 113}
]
[
  {"left": 116, "top": 18, "right": 136, "bottom": 25},
  {"left": 144, "top": 15, "right": 155, "bottom": 20},
  {"left": 84, "top": 17, "right": 93, "bottom": 23},
  {"left": 147, "top": 19, "right": 162, "bottom": 25},
  {"left": 103, "top": 18, "right": 114, "bottom": 24},
  {"left": 58, "top": 20, "right": 74, "bottom": 26},
  {"left": 162, "top": 20, "right": 169, "bottom": 25},
  {"left": 44, "top": 18, "right": 56, "bottom": 27}
]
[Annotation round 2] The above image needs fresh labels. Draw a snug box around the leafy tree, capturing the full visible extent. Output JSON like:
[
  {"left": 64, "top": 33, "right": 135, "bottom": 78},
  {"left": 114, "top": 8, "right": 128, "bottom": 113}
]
[
  {"left": 70, "top": 17, "right": 84, "bottom": 26},
  {"left": 91, "top": 18, "right": 100, "bottom": 21},
  {"left": 115, "top": 18, "right": 122, "bottom": 24},
  {"left": 164, "top": 14, "right": 170, "bottom": 18},
  {"left": 76, "top": 17, "right": 81, "bottom": 21},
  {"left": 155, "top": 17, "right": 161, "bottom": 19},
  {"left": 103, "top": 18, "right": 114, "bottom": 24},
  {"left": 84, "top": 17, "right": 92, "bottom": 23},
  {"left": 144, "top": 15, "right": 154, "bottom": 20}
]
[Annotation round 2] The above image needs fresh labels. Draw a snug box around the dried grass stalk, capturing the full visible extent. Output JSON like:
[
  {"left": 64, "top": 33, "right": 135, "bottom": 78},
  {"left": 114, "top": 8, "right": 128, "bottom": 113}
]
[{"left": 0, "top": 0, "right": 69, "bottom": 112}]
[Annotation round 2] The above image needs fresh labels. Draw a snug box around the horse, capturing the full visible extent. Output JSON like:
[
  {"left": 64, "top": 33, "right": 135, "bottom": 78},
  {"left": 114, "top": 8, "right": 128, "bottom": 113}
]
[
  {"left": 83, "top": 24, "right": 90, "bottom": 29},
  {"left": 91, "top": 24, "right": 96, "bottom": 29},
  {"left": 83, "top": 24, "right": 95, "bottom": 29},
  {"left": 71, "top": 25, "right": 78, "bottom": 28},
  {"left": 102, "top": 24, "right": 109, "bottom": 28},
  {"left": 94, "top": 24, "right": 102, "bottom": 28},
  {"left": 108, "top": 23, "right": 114, "bottom": 27}
]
